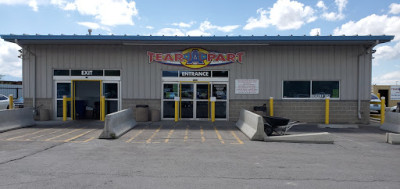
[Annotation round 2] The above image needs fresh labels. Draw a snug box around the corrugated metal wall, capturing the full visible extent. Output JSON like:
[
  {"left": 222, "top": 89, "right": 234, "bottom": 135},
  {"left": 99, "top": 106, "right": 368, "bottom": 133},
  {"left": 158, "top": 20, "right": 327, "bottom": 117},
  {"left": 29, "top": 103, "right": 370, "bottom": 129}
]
[{"left": 23, "top": 44, "right": 371, "bottom": 100}]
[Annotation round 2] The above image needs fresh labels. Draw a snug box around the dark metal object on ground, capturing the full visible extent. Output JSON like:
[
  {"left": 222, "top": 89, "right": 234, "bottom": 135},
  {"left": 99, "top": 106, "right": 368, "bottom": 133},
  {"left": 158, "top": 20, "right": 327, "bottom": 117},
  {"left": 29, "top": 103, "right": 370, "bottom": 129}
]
[{"left": 263, "top": 116, "right": 299, "bottom": 136}]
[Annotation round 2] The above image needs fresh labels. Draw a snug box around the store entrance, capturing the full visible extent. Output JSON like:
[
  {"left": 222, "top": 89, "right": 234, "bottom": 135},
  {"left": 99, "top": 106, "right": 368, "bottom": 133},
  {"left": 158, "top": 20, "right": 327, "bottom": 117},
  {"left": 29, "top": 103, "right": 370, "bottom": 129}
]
[
  {"left": 73, "top": 81, "right": 101, "bottom": 120},
  {"left": 180, "top": 82, "right": 210, "bottom": 119}
]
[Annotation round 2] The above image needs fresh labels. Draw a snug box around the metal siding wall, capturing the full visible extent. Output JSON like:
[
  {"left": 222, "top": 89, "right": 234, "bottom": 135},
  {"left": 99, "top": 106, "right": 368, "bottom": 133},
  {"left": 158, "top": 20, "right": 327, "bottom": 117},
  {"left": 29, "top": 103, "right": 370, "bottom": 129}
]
[{"left": 25, "top": 44, "right": 370, "bottom": 101}]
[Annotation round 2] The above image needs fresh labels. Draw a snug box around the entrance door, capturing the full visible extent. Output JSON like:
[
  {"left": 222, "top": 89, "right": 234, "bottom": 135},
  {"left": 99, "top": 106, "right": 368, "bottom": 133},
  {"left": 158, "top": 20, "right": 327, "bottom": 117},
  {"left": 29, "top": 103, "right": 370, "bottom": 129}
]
[
  {"left": 180, "top": 82, "right": 210, "bottom": 120},
  {"left": 73, "top": 81, "right": 101, "bottom": 120}
]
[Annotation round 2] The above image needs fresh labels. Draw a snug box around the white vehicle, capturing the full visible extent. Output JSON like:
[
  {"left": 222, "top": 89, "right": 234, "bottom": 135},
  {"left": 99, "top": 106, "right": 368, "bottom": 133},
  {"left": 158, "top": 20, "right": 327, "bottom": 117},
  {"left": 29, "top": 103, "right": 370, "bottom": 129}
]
[{"left": 0, "top": 94, "right": 10, "bottom": 110}]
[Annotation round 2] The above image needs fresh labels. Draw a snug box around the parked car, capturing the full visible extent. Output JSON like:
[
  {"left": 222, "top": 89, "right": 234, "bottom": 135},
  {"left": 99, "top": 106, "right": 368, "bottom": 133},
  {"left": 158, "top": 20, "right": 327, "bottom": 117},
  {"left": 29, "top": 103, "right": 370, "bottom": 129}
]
[
  {"left": 0, "top": 94, "right": 10, "bottom": 110},
  {"left": 14, "top": 97, "right": 24, "bottom": 108},
  {"left": 370, "top": 93, "right": 381, "bottom": 114},
  {"left": 390, "top": 105, "right": 398, "bottom": 112}
]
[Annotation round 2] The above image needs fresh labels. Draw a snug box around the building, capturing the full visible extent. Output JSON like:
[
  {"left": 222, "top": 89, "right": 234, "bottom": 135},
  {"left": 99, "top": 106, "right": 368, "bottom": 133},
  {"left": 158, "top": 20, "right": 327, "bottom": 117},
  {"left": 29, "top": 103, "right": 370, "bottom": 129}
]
[
  {"left": 0, "top": 81, "right": 23, "bottom": 98},
  {"left": 0, "top": 34, "right": 394, "bottom": 123},
  {"left": 372, "top": 85, "right": 400, "bottom": 107}
]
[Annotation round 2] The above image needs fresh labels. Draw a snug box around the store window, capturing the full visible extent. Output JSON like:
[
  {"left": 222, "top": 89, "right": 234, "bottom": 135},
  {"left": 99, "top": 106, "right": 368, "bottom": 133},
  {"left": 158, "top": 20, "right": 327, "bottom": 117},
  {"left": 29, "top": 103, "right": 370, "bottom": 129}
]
[
  {"left": 283, "top": 81, "right": 339, "bottom": 99},
  {"left": 283, "top": 81, "right": 310, "bottom": 98}
]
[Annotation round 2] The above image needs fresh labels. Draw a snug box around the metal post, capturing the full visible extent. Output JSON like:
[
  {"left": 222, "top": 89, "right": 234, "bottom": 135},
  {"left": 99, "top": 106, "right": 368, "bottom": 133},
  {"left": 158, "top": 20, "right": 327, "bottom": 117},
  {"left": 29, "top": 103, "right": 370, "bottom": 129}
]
[
  {"left": 8, "top": 95, "right": 13, "bottom": 109},
  {"left": 100, "top": 96, "right": 105, "bottom": 121},
  {"left": 63, "top": 95, "right": 67, "bottom": 121},
  {"left": 174, "top": 97, "right": 179, "bottom": 122},
  {"left": 210, "top": 97, "right": 216, "bottom": 122},
  {"left": 325, "top": 97, "right": 330, "bottom": 125},
  {"left": 377, "top": 93, "right": 381, "bottom": 99},
  {"left": 381, "top": 97, "right": 385, "bottom": 125},
  {"left": 269, "top": 97, "right": 274, "bottom": 116}
]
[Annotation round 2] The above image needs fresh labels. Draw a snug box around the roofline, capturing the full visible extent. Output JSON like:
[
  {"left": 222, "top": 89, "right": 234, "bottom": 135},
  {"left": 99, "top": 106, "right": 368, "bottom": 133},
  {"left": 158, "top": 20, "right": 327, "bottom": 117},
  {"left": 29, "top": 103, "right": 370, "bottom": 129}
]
[{"left": 1, "top": 34, "right": 394, "bottom": 45}]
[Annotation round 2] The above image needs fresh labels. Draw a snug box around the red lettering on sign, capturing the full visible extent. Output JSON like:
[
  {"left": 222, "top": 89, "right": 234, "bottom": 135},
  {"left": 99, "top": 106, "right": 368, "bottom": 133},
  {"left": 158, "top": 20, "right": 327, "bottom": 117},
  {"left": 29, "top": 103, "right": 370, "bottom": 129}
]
[
  {"left": 226, "top": 53, "right": 235, "bottom": 62},
  {"left": 147, "top": 51, "right": 154, "bottom": 62},
  {"left": 155, "top": 53, "right": 163, "bottom": 61},
  {"left": 207, "top": 53, "right": 216, "bottom": 62},
  {"left": 215, "top": 54, "right": 226, "bottom": 62},
  {"left": 236, "top": 52, "right": 245, "bottom": 62},
  {"left": 175, "top": 53, "right": 183, "bottom": 62},
  {"left": 164, "top": 53, "right": 173, "bottom": 61}
]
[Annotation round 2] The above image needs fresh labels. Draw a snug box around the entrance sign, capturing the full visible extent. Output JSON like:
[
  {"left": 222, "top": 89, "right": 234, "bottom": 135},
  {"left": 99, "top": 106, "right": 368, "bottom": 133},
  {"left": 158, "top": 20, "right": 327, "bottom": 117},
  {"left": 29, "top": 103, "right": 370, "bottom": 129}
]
[
  {"left": 235, "top": 79, "right": 259, "bottom": 94},
  {"left": 391, "top": 86, "right": 400, "bottom": 100},
  {"left": 147, "top": 48, "right": 244, "bottom": 69},
  {"left": 180, "top": 71, "right": 211, "bottom": 77}
]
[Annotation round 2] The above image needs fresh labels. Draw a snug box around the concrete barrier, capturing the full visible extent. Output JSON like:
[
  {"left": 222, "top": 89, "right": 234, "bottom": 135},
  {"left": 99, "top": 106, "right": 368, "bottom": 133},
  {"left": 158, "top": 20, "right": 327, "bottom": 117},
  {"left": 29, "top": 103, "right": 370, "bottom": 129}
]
[
  {"left": 235, "top": 109, "right": 266, "bottom": 141},
  {"left": 264, "top": 132, "right": 334, "bottom": 144},
  {"left": 99, "top": 108, "right": 137, "bottom": 139},
  {"left": 0, "top": 108, "right": 35, "bottom": 132},
  {"left": 386, "top": 133, "right": 400, "bottom": 144},
  {"left": 381, "top": 112, "right": 400, "bottom": 133}
]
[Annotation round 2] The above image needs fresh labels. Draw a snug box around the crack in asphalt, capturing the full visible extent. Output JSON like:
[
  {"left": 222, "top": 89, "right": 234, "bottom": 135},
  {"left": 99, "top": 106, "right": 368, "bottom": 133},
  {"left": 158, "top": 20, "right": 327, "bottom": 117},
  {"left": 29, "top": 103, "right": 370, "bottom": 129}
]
[{"left": 0, "top": 142, "right": 65, "bottom": 166}]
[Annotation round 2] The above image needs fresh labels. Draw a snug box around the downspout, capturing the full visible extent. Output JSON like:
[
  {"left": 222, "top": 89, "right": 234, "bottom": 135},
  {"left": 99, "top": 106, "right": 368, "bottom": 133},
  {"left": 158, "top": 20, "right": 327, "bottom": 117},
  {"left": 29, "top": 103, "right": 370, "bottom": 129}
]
[
  {"left": 357, "top": 40, "right": 379, "bottom": 120},
  {"left": 15, "top": 39, "right": 37, "bottom": 108}
]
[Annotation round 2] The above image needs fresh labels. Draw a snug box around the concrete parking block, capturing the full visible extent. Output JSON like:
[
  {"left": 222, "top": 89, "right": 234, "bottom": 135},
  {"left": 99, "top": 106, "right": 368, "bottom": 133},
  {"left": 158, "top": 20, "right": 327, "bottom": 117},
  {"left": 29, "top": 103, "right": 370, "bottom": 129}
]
[
  {"left": 264, "top": 132, "right": 334, "bottom": 144},
  {"left": 386, "top": 133, "right": 400, "bottom": 144}
]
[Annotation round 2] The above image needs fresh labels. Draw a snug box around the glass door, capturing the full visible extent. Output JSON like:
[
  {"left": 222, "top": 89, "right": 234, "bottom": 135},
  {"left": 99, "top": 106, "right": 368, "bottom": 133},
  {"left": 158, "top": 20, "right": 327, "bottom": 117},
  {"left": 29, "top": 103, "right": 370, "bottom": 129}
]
[
  {"left": 180, "top": 84, "right": 194, "bottom": 119},
  {"left": 55, "top": 81, "right": 71, "bottom": 119},
  {"left": 103, "top": 81, "right": 120, "bottom": 115},
  {"left": 196, "top": 83, "right": 210, "bottom": 119},
  {"left": 212, "top": 83, "right": 228, "bottom": 119}
]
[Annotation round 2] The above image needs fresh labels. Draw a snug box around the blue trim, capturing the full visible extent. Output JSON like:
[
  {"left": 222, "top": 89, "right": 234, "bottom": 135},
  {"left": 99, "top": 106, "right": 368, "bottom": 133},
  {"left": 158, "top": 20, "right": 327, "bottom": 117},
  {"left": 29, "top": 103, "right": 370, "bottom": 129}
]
[{"left": 1, "top": 34, "right": 394, "bottom": 43}]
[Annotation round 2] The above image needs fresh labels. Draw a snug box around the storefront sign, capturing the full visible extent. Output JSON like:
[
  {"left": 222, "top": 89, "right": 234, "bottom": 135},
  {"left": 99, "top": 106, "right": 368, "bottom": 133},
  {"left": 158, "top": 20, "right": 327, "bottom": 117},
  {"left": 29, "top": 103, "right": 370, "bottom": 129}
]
[
  {"left": 71, "top": 70, "right": 103, "bottom": 76},
  {"left": 180, "top": 71, "right": 211, "bottom": 77},
  {"left": 391, "top": 86, "right": 400, "bottom": 100},
  {"left": 235, "top": 79, "right": 259, "bottom": 94},
  {"left": 147, "top": 48, "right": 244, "bottom": 69}
]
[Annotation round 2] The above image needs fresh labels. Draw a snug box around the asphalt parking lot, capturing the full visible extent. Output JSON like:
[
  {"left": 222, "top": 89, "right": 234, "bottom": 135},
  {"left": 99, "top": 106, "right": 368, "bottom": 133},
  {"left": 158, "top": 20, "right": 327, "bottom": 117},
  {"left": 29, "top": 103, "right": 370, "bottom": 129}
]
[{"left": 0, "top": 120, "right": 399, "bottom": 189}]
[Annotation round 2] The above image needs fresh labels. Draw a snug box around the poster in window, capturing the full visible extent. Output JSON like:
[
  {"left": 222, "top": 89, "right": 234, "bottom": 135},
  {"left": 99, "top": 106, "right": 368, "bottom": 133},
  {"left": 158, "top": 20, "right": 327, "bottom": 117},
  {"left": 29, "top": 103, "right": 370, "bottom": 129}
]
[{"left": 391, "top": 86, "right": 400, "bottom": 100}]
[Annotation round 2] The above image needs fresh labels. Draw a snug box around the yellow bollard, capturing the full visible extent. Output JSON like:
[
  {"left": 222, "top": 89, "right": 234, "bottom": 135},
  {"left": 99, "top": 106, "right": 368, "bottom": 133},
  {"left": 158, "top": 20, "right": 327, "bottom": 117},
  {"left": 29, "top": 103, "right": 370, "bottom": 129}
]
[
  {"left": 8, "top": 95, "right": 13, "bottom": 109},
  {"left": 325, "top": 97, "right": 330, "bottom": 125},
  {"left": 63, "top": 95, "right": 67, "bottom": 121},
  {"left": 174, "top": 97, "right": 179, "bottom": 122},
  {"left": 211, "top": 101, "right": 215, "bottom": 122},
  {"left": 100, "top": 96, "right": 105, "bottom": 121},
  {"left": 381, "top": 97, "right": 385, "bottom": 125},
  {"left": 269, "top": 97, "right": 274, "bottom": 116},
  {"left": 377, "top": 93, "right": 381, "bottom": 99}
]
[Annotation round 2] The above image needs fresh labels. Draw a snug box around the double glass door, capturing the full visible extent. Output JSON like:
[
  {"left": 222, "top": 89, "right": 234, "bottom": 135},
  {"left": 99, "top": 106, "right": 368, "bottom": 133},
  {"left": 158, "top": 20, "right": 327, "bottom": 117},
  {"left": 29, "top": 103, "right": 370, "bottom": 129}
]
[{"left": 162, "top": 82, "right": 228, "bottom": 120}]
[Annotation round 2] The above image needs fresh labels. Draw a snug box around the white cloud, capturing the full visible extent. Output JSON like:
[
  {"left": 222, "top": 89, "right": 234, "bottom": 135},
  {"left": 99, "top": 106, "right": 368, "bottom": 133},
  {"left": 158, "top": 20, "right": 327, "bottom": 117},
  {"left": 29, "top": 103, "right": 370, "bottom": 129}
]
[
  {"left": 0, "top": 40, "right": 22, "bottom": 79},
  {"left": 372, "top": 70, "right": 400, "bottom": 85},
  {"left": 199, "top": 21, "right": 239, "bottom": 33},
  {"left": 155, "top": 20, "right": 239, "bottom": 36},
  {"left": 320, "top": 0, "right": 348, "bottom": 21},
  {"left": 186, "top": 29, "right": 211, "bottom": 36},
  {"left": 172, "top": 21, "right": 195, "bottom": 28},
  {"left": 51, "top": 0, "right": 138, "bottom": 26},
  {"left": 243, "top": 0, "right": 316, "bottom": 31},
  {"left": 316, "top": 1, "right": 327, "bottom": 10},
  {"left": 145, "top": 26, "right": 154, "bottom": 30},
  {"left": 0, "top": 0, "right": 39, "bottom": 11},
  {"left": 389, "top": 3, "right": 400, "bottom": 14},
  {"left": 374, "top": 42, "right": 400, "bottom": 62},
  {"left": 77, "top": 22, "right": 111, "bottom": 32},
  {"left": 310, "top": 28, "right": 321, "bottom": 36},
  {"left": 155, "top": 28, "right": 185, "bottom": 36}
]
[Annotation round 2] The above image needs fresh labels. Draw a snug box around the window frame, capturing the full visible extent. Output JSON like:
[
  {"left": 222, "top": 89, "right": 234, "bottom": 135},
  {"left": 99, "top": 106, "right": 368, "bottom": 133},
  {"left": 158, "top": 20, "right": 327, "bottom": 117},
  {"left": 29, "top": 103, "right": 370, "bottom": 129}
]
[{"left": 282, "top": 80, "right": 340, "bottom": 100}]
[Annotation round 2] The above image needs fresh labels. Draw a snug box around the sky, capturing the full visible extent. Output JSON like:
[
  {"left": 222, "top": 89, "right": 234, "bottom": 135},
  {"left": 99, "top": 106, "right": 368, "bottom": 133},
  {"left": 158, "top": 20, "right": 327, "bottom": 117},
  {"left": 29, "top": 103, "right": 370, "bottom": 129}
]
[{"left": 0, "top": 0, "right": 399, "bottom": 85}]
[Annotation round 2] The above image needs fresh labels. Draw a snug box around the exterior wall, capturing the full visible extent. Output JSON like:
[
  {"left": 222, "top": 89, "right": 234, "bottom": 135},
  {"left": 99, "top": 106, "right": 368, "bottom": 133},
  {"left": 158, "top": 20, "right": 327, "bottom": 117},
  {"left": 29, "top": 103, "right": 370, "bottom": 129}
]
[
  {"left": 121, "top": 99, "right": 160, "bottom": 119},
  {"left": 229, "top": 100, "right": 370, "bottom": 124},
  {"left": 24, "top": 98, "right": 53, "bottom": 119}
]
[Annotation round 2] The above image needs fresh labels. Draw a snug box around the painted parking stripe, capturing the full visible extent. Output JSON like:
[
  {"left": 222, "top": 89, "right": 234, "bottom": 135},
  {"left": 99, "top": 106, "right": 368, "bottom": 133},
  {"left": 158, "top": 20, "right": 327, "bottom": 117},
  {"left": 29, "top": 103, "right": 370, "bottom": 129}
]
[
  {"left": 214, "top": 126, "right": 225, "bottom": 144},
  {"left": 164, "top": 126, "right": 175, "bottom": 143},
  {"left": 184, "top": 125, "right": 189, "bottom": 142},
  {"left": 125, "top": 125, "right": 149, "bottom": 143},
  {"left": 6, "top": 129, "right": 50, "bottom": 141},
  {"left": 230, "top": 130, "right": 244, "bottom": 144},
  {"left": 200, "top": 126, "right": 205, "bottom": 142},
  {"left": 44, "top": 128, "right": 83, "bottom": 141},
  {"left": 64, "top": 129, "right": 95, "bottom": 142},
  {"left": 146, "top": 125, "right": 162, "bottom": 143}
]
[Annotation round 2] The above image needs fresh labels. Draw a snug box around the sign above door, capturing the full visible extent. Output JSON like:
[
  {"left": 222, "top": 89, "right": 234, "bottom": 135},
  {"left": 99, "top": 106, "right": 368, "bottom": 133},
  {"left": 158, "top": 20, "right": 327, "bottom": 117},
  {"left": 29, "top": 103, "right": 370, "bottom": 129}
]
[{"left": 147, "top": 48, "right": 244, "bottom": 69}]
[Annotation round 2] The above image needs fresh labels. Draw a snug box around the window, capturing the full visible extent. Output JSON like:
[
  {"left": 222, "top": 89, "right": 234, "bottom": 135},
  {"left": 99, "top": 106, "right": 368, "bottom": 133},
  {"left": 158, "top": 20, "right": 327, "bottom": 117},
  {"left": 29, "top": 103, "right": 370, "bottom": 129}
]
[
  {"left": 283, "top": 81, "right": 339, "bottom": 99},
  {"left": 162, "top": 71, "right": 179, "bottom": 77},
  {"left": 283, "top": 81, "right": 310, "bottom": 98}
]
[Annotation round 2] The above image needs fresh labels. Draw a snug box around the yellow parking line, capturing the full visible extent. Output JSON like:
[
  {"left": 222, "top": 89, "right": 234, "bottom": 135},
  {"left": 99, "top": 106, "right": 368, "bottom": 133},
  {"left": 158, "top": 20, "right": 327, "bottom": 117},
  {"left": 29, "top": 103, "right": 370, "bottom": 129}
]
[
  {"left": 6, "top": 129, "right": 49, "bottom": 141},
  {"left": 82, "top": 136, "right": 96, "bottom": 143},
  {"left": 25, "top": 129, "right": 66, "bottom": 141},
  {"left": 200, "top": 126, "right": 205, "bottom": 143},
  {"left": 164, "top": 126, "right": 175, "bottom": 143},
  {"left": 146, "top": 125, "right": 162, "bottom": 143},
  {"left": 214, "top": 126, "right": 225, "bottom": 144},
  {"left": 44, "top": 129, "right": 83, "bottom": 141},
  {"left": 125, "top": 125, "right": 148, "bottom": 143},
  {"left": 64, "top": 129, "right": 95, "bottom": 142},
  {"left": 230, "top": 131, "right": 244, "bottom": 144},
  {"left": 184, "top": 125, "right": 189, "bottom": 142}
]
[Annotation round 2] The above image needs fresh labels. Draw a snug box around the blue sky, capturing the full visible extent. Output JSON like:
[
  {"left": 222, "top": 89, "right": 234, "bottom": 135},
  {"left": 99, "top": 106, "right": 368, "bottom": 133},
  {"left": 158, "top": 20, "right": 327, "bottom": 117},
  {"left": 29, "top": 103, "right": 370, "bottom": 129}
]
[{"left": 0, "top": 0, "right": 399, "bottom": 85}]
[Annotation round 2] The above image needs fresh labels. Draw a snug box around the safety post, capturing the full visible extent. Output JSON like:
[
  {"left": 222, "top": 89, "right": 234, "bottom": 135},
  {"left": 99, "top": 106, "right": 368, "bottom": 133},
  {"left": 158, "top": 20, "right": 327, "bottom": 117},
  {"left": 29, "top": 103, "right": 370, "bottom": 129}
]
[
  {"left": 8, "top": 95, "right": 13, "bottom": 109},
  {"left": 63, "top": 95, "right": 67, "bottom": 121},
  {"left": 377, "top": 93, "right": 381, "bottom": 99},
  {"left": 325, "top": 97, "right": 330, "bottom": 125},
  {"left": 380, "top": 97, "right": 385, "bottom": 125},
  {"left": 100, "top": 96, "right": 105, "bottom": 121},
  {"left": 174, "top": 97, "right": 179, "bottom": 122},
  {"left": 269, "top": 97, "right": 274, "bottom": 116},
  {"left": 210, "top": 97, "right": 216, "bottom": 122}
]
